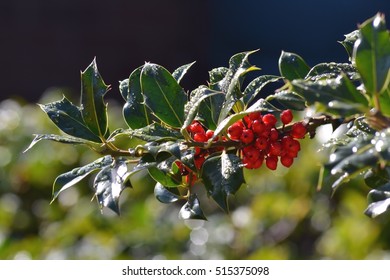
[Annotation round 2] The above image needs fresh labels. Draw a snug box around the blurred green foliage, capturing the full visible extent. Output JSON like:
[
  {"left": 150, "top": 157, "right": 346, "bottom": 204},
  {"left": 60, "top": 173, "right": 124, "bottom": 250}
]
[{"left": 1, "top": 91, "right": 390, "bottom": 260}]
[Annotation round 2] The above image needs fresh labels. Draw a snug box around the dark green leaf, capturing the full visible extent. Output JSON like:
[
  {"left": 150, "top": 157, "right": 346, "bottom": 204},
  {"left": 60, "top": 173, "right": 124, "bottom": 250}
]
[
  {"left": 306, "top": 63, "right": 359, "bottom": 81},
  {"left": 52, "top": 155, "right": 114, "bottom": 202},
  {"left": 24, "top": 133, "right": 100, "bottom": 153},
  {"left": 80, "top": 59, "right": 110, "bottom": 139},
  {"left": 201, "top": 152, "right": 244, "bottom": 212},
  {"left": 172, "top": 62, "right": 196, "bottom": 84},
  {"left": 182, "top": 86, "right": 222, "bottom": 131},
  {"left": 94, "top": 158, "right": 132, "bottom": 214},
  {"left": 148, "top": 160, "right": 182, "bottom": 188},
  {"left": 179, "top": 193, "right": 207, "bottom": 220},
  {"left": 242, "top": 75, "right": 282, "bottom": 106},
  {"left": 278, "top": 51, "right": 310, "bottom": 80},
  {"left": 292, "top": 74, "right": 369, "bottom": 116},
  {"left": 365, "top": 183, "right": 390, "bottom": 217},
  {"left": 39, "top": 96, "right": 101, "bottom": 142},
  {"left": 339, "top": 30, "right": 360, "bottom": 59},
  {"left": 266, "top": 90, "right": 307, "bottom": 111},
  {"left": 209, "top": 67, "right": 229, "bottom": 84},
  {"left": 197, "top": 89, "right": 225, "bottom": 131},
  {"left": 364, "top": 167, "right": 390, "bottom": 189},
  {"left": 353, "top": 13, "right": 390, "bottom": 95},
  {"left": 154, "top": 183, "right": 181, "bottom": 204},
  {"left": 129, "top": 123, "right": 182, "bottom": 143},
  {"left": 122, "top": 67, "right": 153, "bottom": 129},
  {"left": 216, "top": 50, "right": 260, "bottom": 124},
  {"left": 141, "top": 63, "right": 187, "bottom": 128}
]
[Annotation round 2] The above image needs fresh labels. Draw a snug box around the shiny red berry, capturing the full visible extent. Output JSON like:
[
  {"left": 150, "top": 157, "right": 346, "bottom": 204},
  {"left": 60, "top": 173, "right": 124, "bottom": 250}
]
[
  {"left": 281, "top": 156, "right": 294, "bottom": 167},
  {"left": 262, "top": 114, "right": 277, "bottom": 127},
  {"left": 269, "top": 141, "right": 282, "bottom": 156},
  {"left": 291, "top": 122, "right": 307, "bottom": 139},
  {"left": 193, "top": 132, "right": 208, "bottom": 142},
  {"left": 243, "top": 145, "right": 260, "bottom": 161},
  {"left": 266, "top": 156, "right": 278, "bottom": 170},
  {"left": 255, "top": 136, "right": 268, "bottom": 150},
  {"left": 228, "top": 123, "right": 244, "bottom": 140},
  {"left": 205, "top": 130, "right": 214, "bottom": 140},
  {"left": 252, "top": 119, "right": 266, "bottom": 135},
  {"left": 248, "top": 112, "right": 261, "bottom": 120},
  {"left": 280, "top": 109, "right": 293, "bottom": 125},
  {"left": 240, "top": 129, "right": 255, "bottom": 144},
  {"left": 189, "top": 121, "right": 204, "bottom": 134}
]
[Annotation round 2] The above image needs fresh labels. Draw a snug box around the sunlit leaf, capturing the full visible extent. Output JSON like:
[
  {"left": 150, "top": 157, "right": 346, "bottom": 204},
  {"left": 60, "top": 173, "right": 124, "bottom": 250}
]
[
  {"left": 154, "top": 183, "right": 182, "bottom": 204},
  {"left": 179, "top": 193, "right": 207, "bottom": 220},
  {"left": 339, "top": 30, "right": 360, "bottom": 59},
  {"left": 141, "top": 63, "right": 187, "bottom": 128},
  {"left": 242, "top": 75, "right": 282, "bottom": 106},
  {"left": 278, "top": 51, "right": 310, "bottom": 80},
  {"left": 306, "top": 62, "right": 359, "bottom": 81},
  {"left": 365, "top": 183, "right": 390, "bottom": 217},
  {"left": 266, "top": 90, "right": 307, "bottom": 110},
  {"left": 172, "top": 61, "right": 196, "bottom": 84},
  {"left": 80, "top": 58, "right": 110, "bottom": 139},
  {"left": 201, "top": 152, "right": 244, "bottom": 212}
]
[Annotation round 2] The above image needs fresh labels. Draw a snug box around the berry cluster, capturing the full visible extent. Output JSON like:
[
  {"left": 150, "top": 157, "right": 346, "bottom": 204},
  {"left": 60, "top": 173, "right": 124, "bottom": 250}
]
[{"left": 227, "top": 110, "right": 307, "bottom": 170}]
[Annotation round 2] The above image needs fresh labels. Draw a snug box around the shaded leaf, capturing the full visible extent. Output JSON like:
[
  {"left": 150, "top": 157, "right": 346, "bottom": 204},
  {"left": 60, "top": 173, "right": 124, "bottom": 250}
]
[
  {"left": 353, "top": 13, "right": 390, "bottom": 95},
  {"left": 154, "top": 183, "right": 182, "bottom": 204},
  {"left": 339, "top": 30, "right": 360, "bottom": 59},
  {"left": 52, "top": 155, "right": 114, "bottom": 201},
  {"left": 94, "top": 158, "right": 132, "bottom": 214},
  {"left": 122, "top": 67, "right": 153, "bottom": 129},
  {"left": 39, "top": 96, "right": 101, "bottom": 142},
  {"left": 242, "top": 75, "right": 282, "bottom": 106},
  {"left": 209, "top": 67, "right": 229, "bottom": 84},
  {"left": 306, "top": 62, "right": 359, "bottom": 81},
  {"left": 201, "top": 152, "right": 244, "bottom": 212},
  {"left": 364, "top": 167, "right": 390, "bottom": 189},
  {"left": 129, "top": 123, "right": 182, "bottom": 142},
  {"left": 80, "top": 59, "right": 110, "bottom": 139},
  {"left": 179, "top": 193, "right": 207, "bottom": 220},
  {"left": 141, "top": 63, "right": 187, "bottom": 128},
  {"left": 172, "top": 61, "right": 196, "bottom": 84},
  {"left": 266, "top": 90, "right": 307, "bottom": 111},
  {"left": 365, "top": 183, "right": 390, "bottom": 217},
  {"left": 278, "top": 51, "right": 310, "bottom": 80},
  {"left": 148, "top": 157, "right": 182, "bottom": 187}
]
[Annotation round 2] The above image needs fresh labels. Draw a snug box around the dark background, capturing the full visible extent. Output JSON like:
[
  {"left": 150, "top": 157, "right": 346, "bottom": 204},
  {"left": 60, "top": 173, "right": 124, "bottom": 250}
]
[{"left": 0, "top": 0, "right": 389, "bottom": 102}]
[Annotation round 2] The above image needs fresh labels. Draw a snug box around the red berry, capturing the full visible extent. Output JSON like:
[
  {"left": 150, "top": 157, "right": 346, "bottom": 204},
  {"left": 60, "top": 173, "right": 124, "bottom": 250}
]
[
  {"left": 262, "top": 114, "right": 277, "bottom": 127},
  {"left": 243, "top": 116, "right": 253, "bottom": 128},
  {"left": 291, "top": 122, "right": 307, "bottom": 139},
  {"left": 194, "top": 155, "right": 206, "bottom": 169},
  {"left": 269, "top": 141, "right": 282, "bottom": 156},
  {"left": 248, "top": 112, "right": 261, "bottom": 120},
  {"left": 281, "top": 156, "right": 294, "bottom": 167},
  {"left": 243, "top": 145, "right": 260, "bottom": 161},
  {"left": 189, "top": 121, "right": 204, "bottom": 134},
  {"left": 255, "top": 136, "right": 268, "bottom": 150},
  {"left": 205, "top": 129, "right": 214, "bottom": 140},
  {"left": 193, "top": 132, "right": 208, "bottom": 142},
  {"left": 269, "top": 128, "right": 279, "bottom": 141},
  {"left": 280, "top": 109, "right": 293, "bottom": 125},
  {"left": 266, "top": 156, "right": 278, "bottom": 170},
  {"left": 252, "top": 119, "right": 266, "bottom": 135},
  {"left": 240, "top": 129, "right": 255, "bottom": 144},
  {"left": 228, "top": 123, "right": 244, "bottom": 140}
]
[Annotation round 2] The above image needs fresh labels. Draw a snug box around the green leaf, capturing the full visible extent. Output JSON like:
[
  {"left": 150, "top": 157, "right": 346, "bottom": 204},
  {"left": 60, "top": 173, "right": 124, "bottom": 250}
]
[
  {"left": 201, "top": 152, "right": 244, "bottom": 212},
  {"left": 182, "top": 86, "right": 223, "bottom": 131},
  {"left": 24, "top": 133, "right": 100, "bottom": 153},
  {"left": 80, "top": 58, "right": 110, "bottom": 139},
  {"left": 292, "top": 74, "right": 369, "bottom": 116},
  {"left": 154, "top": 183, "right": 181, "bottom": 204},
  {"left": 242, "top": 75, "right": 282, "bottom": 106},
  {"left": 122, "top": 67, "right": 153, "bottom": 129},
  {"left": 353, "top": 13, "right": 390, "bottom": 95},
  {"left": 213, "top": 98, "right": 279, "bottom": 138},
  {"left": 365, "top": 183, "right": 390, "bottom": 217},
  {"left": 278, "top": 51, "right": 310, "bottom": 80},
  {"left": 364, "top": 167, "right": 390, "bottom": 189},
  {"left": 52, "top": 155, "right": 114, "bottom": 202},
  {"left": 148, "top": 159, "right": 182, "bottom": 187},
  {"left": 94, "top": 158, "right": 132, "bottom": 214},
  {"left": 265, "top": 90, "right": 307, "bottom": 111},
  {"left": 306, "top": 62, "right": 359, "bottom": 81},
  {"left": 172, "top": 62, "right": 196, "bottom": 84},
  {"left": 141, "top": 63, "right": 187, "bottom": 128},
  {"left": 39, "top": 96, "right": 101, "bottom": 143},
  {"left": 209, "top": 67, "right": 229, "bottom": 84},
  {"left": 216, "top": 50, "right": 260, "bottom": 124},
  {"left": 129, "top": 123, "right": 182, "bottom": 143},
  {"left": 339, "top": 30, "right": 360, "bottom": 59},
  {"left": 179, "top": 193, "right": 207, "bottom": 220},
  {"left": 197, "top": 88, "right": 225, "bottom": 131}
]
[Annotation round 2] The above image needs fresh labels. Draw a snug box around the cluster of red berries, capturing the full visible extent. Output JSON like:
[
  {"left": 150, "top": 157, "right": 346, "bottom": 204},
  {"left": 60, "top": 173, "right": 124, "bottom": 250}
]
[{"left": 227, "top": 109, "right": 307, "bottom": 170}]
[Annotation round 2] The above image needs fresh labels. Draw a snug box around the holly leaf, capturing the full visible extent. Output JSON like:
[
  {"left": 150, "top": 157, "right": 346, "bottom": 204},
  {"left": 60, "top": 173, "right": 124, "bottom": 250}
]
[
  {"left": 39, "top": 96, "right": 101, "bottom": 143},
  {"left": 141, "top": 63, "right": 187, "bottom": 128},
  {"left": 52, "top": 155, "right": 114, "bottom": 202},
  {"left": 242, "top": 75, "right": 282, "bottom": 106},
  {"left": 266, "top": 90, "right": 307, "bottom": 110},
  {"left": 201, "top": 152, "right": 244, "bottom": 212},
  {"left": 93, "top": 158, "right": 132, "bottom": 214},
  {"left": 121, "top": 67, "right": 153, "bottom": 129},
  {"left": 154, "top": 183, "right": 182, "bottom": 204},
  {"left": 365, "top": 183, "right": 390, "bottom": 218},
  {"left": 172, "top": 61, "right": 196, "bottom": 84},
  {"left": 279, "top": 51, "right": 310, "bottom": 80},
  {"left": 305, "top": 62, "right": 359, "bottom": 81},
  {"left": 353, "top": 13, "right": 390, "bottom": 95},
  {"left": 209, "top": 67, "right": 229, "bottom": 84},
  {"left": 179, "top": 193, "right": 207, "bottom": 220},
  {"left": 339, "top": 30, "right": 360, "bottom": 59},
  {"left": 80, "top": 58, "right": 110, "bottom": 139}
]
